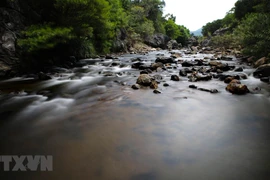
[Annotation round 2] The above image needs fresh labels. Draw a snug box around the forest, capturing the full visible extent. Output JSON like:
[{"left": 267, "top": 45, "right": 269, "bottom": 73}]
[
  {"left": 1, "top": 0, "right": 270, "bottom": 72},
  {"left": 15, "top": 0, "right": 190, "bottom": 62},
  {"left": 201, "top": 0, "right": 270, "bottom": 59}
]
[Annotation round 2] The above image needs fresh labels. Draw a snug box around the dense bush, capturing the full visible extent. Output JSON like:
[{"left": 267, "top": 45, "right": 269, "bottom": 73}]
[
  {"left": 210, "top": 34, "right": 240, "bottom": 49},
  {"left": 235, "top": 13, "right": 270, "bottom": 58},
  {"left": 202, "top": 19, "right": 223, "bottom": 36},
  {"left": 164, "top": 19, "right": 190, "bottom": 46},
  {"left": 202, "top": 0, "right": 270, "bottom": 59},
  {"left": 18, "top": 25, "right": 73, "bottom": 53},
  {"left": 16, "top": 0, "right": 191, "bottom": 69}
]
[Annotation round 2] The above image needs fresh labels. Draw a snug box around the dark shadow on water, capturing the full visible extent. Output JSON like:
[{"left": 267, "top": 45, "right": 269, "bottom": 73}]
[{"left": 131, "top": 172, "right": 157, "bottom": 180}]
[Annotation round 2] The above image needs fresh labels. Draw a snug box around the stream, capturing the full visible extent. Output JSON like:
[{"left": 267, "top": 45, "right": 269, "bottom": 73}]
[{"left": 0, "top": 49, "right": 270, "bottom": 180}]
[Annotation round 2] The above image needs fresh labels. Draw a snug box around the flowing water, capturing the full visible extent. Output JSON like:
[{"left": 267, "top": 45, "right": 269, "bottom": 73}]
[{"left": 0, "top": 50, "right": 270, "bottom": 180}]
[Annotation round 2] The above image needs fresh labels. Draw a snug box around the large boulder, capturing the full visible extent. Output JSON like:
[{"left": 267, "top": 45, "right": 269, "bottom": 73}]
[
  {"left": 0, "top": 61, "right": 12, "bottom": 77},
  {"left": 136, "top": 74, "right": 153, "bottom": 86},
  {"left": 209, "top": 61, "right": 222, "bottom": 66},
  {"left": 188, "top": 36, "right": 199, "bottom": 46},
  {"left": 112, "top": 28, "right": 128, "bottom": 52},
  {"left": 188, "top": 73, "right": 212, "bottom": 82},
  {"left": 253, "top": 64, "right": 270, "bottom": 78},
  {"left": 136, "top": 74, "right": 159, "bottom": 89},
  {"left": 254, "top": 57, "right": 268, "bottom": 68},
  {"left": 0, "top": 0, "right": 26, "bottom": 77},
  {"left": 209, "top": 61, "right": 232, "bottom": 71},
  {"left": 144, "top": 33, "right": 171, "bottom": 49},
  {"left": 226, "top": 79, "right": 249, "bottom": 95},
  {"left": 151, "top": 62, "right": 164, "bottom": 71},
  {"left": 213, "top": 27, "right": 230, "bottom": 36},
  {"left": 201, "top": 38, "right": 211, "bottom": 47},
  {"left": 167, "top": 40, "right": 180, "bottom": 50}
]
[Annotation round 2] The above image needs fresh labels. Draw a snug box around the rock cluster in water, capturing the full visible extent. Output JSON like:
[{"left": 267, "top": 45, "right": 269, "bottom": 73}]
[{"left": 130, "top": 46, "right": 253, "bottom": 95}]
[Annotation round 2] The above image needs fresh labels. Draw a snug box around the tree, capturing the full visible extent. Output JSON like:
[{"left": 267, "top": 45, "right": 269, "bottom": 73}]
[
  {"left": 234, "top": 0, "right": 260, "bottom": 20},
  {"left": 165, "top": 19, "right": 180, "bottom": 39},
  {"left": 164, "top": 19, "right": 190, "bottom": 45},
  {"left": 202, "top": 19, "right": 223, "bottom": 36},
  {"left": 235, "top": 13, "right": 270, "bottom": 58},
  {"left": 19, "top": 0, "right": 117, "bottom": 57},
  {"left": 222, "top": 10, "right": 238, "bottom": 30}
]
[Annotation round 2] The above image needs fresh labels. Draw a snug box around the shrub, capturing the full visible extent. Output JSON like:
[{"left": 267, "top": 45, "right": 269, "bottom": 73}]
[
  {"left": 210, "top": 33, "right": 240, "bottom": 49},
  {"left": 234, "top": 13, "right": 270, "bottom": 58},
  {"left": 18, "top": 24, "right": 73, "bottom": 53}
]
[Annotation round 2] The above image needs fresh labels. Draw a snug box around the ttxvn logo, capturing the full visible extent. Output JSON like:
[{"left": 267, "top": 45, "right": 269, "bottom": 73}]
[{"left": 0, "top": 155, "right": 53, "bottom": 171}]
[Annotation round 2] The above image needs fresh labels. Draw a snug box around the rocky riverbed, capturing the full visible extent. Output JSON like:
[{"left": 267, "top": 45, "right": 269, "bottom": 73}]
[{"left": 0, "top": 48, "right": 270, "bottom": 180}]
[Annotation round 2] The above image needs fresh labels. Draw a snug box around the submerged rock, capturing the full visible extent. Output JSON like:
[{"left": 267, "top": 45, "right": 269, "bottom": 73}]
[
  {"left": 140, "top": 70, "right": 149, "bottom": 75},
  {"left": 38, "top": 72, "right": 52, "bottom": 80},
  {"left": 131, "top": 84, "right": 140, "bottom": 90},
  {"left": 198, "top": 88, "right": 218, "bottom": 93},
  {"left": 153, "top": 89, "right": 162, "bottom": 94},
  {"left": 171, "top": 75, "right": 180, "bottom": 81},
  {"left": 179, "top": 69, "right": 187, "bottom": 76},
  {"left": 151, "top": 62, "right": 164, "bottom": 70},
  {"left": 188, "top": 73, "right": 212, "bottom": 82},
  {"left": 155, "top": 57, "right": 175, "bottom": 64},
  {"left": 181, "top": 61, "right": 195, "bottom": 67},
  {"left": 260, "top": 77, "right": 269, "bottom": 83},
  {"left": 224, "top": 76, "right": 237, "bottom": 84},
  {"left": 234, "top": 67, "right": 243, "bottom": 72},
  {"left": 189, "top": 84, "right": 197, "bottom": 89},
  {"left": 226, "top": 79, "right": 249, "bottom": 95},
  {"left": 163, "top": 83, "right": 169, "bottom": 87},
  {"left": 150, "top": 80, "right": 158, "bottom": 89},
  {"left": 209, "top": 61, "right": 222, "bottom": 66},
  {"left": 153, "top": 74, "right": 163, "bottom": 81},
  {"left": 132, "top": 62, "right": 145, "bottom": 69},
  {"left": 189, "top": 84, "right": 218, "bottom": 93},
  {"left": 195, "top": 74, "right": 212, "bottom": 81}
]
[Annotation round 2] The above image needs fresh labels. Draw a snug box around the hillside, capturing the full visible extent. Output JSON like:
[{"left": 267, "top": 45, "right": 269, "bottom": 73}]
[{"left": 191, "top": 28, "right": 202, "bottom": 36}]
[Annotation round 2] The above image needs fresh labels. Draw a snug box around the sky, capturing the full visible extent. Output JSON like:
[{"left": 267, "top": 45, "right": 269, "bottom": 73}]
[{"left": 163, "top": 0, "right": 238, "bottom": 31}]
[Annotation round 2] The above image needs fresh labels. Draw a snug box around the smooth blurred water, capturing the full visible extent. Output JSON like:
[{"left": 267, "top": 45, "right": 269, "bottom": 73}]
[{"left": 0, "top": 50, "right": 270, "bottom": 180}]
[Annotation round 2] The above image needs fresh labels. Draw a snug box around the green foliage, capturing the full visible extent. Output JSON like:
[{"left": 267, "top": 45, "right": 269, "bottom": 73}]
[
  {"left": 136, "top": 20, "right": 155, "bottom": 38},
  {"left": 141, "top": 0, "right": 165, "bottom": 33},
  {"left": 68, "top": 39, "right": 96, "bottom": 58},
  {"left": 234, "top": 0, "right": 270, "bottom": 20},
  {"left": 222, "top": 11, "right": 238, "bottom": 30},
  {"left": 202, "top": 19, "right": 223, "bottom": 36},
  {"left": 234, "top": 13, "right": 270, "bottom": 58},
  {"left": 164, "top": 19, "right": 190, "bottom": 46},
  {"left": 210, "top": 34, "right": 240, "bottom": 49},
  {"left": 234, "top": 0, "right": 258, "bottom": 20},
  {"left": 108, "top": 0, "right": 128, "bottom": 28},
  {"left": 18, "top": 24, "right": 73, "bottom": 52},
  {"left": 120, "top": 0, "right": 131, "bottom": 10},
  {"left": 127, "top": 0, "right": 166, "bottom": 35},
  {"left": 202, "top": 0, "right": 270, "bottom": 59},
  {"left": 55, "top": 0, "right": 113, "bottom": 53},
  {"left": 176, "top": 25, "right": 191, "bottom": 46},
  {"left": 165, "top": 19, "right": 180, "bottom": 39},
  {"left": 17, "top": 0, "right": 190, "bottom": 65}
]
